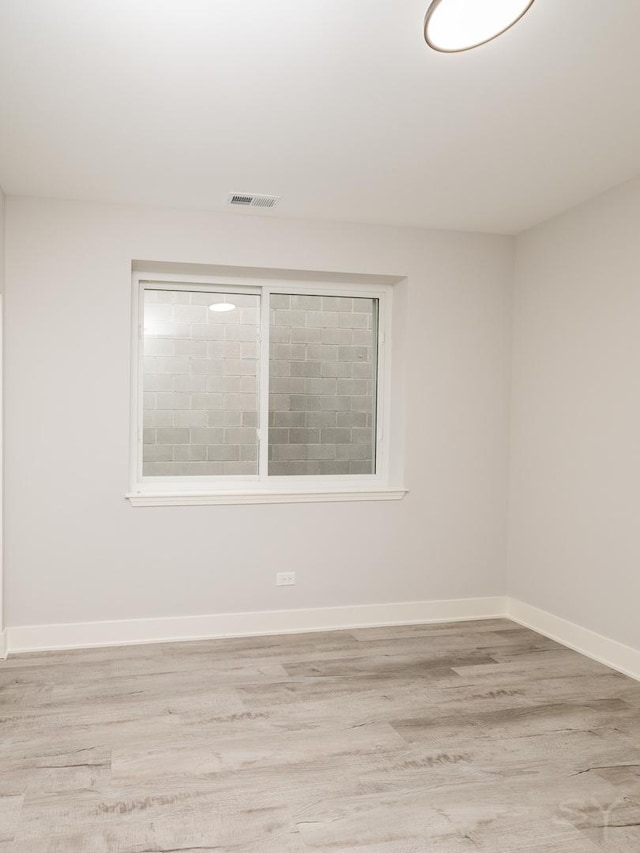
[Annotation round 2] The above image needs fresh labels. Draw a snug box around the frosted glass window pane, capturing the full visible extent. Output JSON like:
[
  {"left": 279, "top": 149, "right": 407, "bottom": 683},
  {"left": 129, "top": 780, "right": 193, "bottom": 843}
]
[
  {"left": 142, "top": 290, "right": 259, "bottom": 476},
  {"left": 268, "top": 293, "right": 378, "bottom": 476}
]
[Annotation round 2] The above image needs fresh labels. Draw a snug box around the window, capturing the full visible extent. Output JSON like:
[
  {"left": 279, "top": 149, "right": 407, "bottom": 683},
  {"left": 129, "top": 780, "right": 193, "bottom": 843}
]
[{"left": 128, "top": 273, "right": 405, "bottom": 505}]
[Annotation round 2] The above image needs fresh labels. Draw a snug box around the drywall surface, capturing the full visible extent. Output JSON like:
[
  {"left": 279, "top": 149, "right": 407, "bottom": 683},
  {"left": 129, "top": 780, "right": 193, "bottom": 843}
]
[
  {"left": 0, "top": 185, "right": 4, "bottom": 645},
  {"left": 509, "top": 176, "right": 640, "bottom": 650},
  {"left": 0, "top": 185, "right": 4, "bottom": 293},
  {"left": 0, "top": 184, "right": 5, "bottom": 644},
  {"left": 5, "top": 197, "right": 513, "bottom": 628}
]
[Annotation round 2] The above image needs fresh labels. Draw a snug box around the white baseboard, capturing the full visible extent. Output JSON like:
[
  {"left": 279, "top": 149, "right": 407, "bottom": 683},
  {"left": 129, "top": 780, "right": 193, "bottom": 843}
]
[
  {"left": 6, "top": 597, "right": 640, "bottom": 682},
  {"left": 507, "top": 598, "right": 640, "bottom": 682},
  {"left": 5, "top": 596, "right": 507, "bottom": 654}
]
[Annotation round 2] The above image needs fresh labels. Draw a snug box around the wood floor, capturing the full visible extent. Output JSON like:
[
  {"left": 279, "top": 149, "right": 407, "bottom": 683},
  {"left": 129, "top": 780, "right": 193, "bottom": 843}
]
[{"left": 2, "top": 619, "right": 640, "bottom": 852}]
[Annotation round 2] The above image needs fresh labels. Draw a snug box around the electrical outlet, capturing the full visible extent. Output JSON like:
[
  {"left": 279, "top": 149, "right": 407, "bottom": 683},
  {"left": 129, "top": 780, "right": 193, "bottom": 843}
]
[{"left": 276, "top": 572, "right": 296, "bottom": 586}]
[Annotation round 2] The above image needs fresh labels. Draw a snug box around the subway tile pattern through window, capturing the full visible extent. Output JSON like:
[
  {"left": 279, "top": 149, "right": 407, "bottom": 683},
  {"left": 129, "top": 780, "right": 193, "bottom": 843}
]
[
  {"left": 268, "top": 294, "right": 377, "bottom": 475},
  {"left": 142, "top": 290, "right": 259, "bottom": 476}
]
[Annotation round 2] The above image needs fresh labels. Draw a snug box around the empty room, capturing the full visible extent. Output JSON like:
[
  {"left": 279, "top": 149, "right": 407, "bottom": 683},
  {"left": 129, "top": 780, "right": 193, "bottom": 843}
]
[{"left": 1, "top": 1, "right": 640, "bottom": 850}]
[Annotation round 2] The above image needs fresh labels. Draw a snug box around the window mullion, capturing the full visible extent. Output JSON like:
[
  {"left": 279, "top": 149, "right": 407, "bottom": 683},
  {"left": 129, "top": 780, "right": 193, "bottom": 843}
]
[
  {"left": 258, "top": 288, "right": 271, "bottom": 479},
  {"left": 376, "top": 293, "right": 389, "bottom": 481}
]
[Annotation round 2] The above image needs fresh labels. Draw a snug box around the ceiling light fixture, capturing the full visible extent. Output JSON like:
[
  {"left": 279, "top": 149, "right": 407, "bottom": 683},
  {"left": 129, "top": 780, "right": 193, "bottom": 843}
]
[
  {"left": 424, "top": 0, "right": 535, "bottom": 53},
  {"left": 209, "top": 302, "right": 236, "bottom": 312}
]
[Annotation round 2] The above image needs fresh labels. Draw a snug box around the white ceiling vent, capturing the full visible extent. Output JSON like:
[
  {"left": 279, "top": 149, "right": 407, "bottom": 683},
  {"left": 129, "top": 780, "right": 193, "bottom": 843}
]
[{"left": 227, "top": 193, "right": 280, "bottom": 210}]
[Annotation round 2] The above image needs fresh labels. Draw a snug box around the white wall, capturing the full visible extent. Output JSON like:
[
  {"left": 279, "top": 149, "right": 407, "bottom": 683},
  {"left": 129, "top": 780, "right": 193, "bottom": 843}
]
[
  {"left": 0, "top": 185, "right": 4, "bottom": 648},
  {"left": 4, "top": 197, "right": 513, "bottom": 630},
  {"left": 0, "top": 185, "right": 5, "bottom": 293},
  {"left": 509, "top": 176, "right": 640, "bottom": 650}
]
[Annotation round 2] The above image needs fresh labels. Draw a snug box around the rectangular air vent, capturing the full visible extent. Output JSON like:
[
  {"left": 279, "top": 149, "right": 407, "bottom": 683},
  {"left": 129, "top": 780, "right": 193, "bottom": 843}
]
[{"left": 228, "top": 193, "right": 280, "bottom": 209}]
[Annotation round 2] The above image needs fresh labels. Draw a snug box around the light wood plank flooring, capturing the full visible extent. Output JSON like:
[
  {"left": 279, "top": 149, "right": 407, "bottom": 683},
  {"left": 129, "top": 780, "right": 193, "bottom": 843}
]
[{"left": 2, "top": 619, "right": 640, "bottom": 851}]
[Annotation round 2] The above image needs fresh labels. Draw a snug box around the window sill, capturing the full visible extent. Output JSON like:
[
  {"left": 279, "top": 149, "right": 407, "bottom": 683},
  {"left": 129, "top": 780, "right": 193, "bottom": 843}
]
[{"left": 125, "top": 488, "right": 408, "bottom": 507}]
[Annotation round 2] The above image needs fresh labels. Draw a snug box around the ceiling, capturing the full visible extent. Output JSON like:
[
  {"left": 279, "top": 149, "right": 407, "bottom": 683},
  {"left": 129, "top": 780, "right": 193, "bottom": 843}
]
[{"left": 1, "top": 0, "right": 639, "bottom": 234}]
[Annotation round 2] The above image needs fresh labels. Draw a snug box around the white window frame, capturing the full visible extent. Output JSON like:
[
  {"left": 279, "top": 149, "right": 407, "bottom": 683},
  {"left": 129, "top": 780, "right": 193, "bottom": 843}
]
[{"left": 127, "top": 272, "right": 406, "bottom": 506}]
